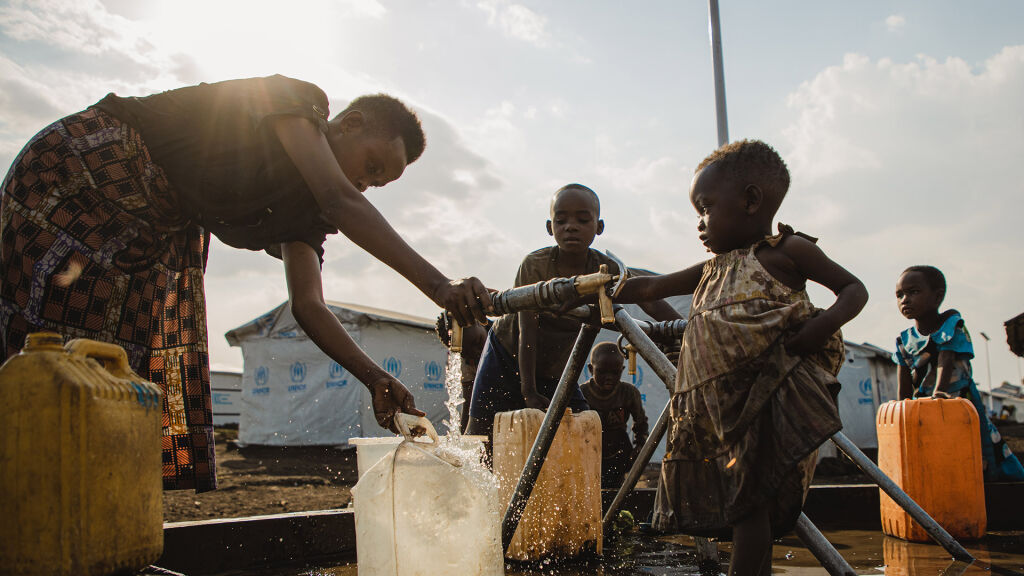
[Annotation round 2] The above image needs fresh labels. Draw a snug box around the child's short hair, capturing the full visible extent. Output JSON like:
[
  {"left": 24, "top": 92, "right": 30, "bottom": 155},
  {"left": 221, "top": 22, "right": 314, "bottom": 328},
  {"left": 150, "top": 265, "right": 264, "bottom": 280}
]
[
  {"left": 903, "top": 265, "right": 947, "bottom": 297},
  {"left": 590, "top": 341, "right": 623, "bottom": 364},
  {"left": 336, "top": 94, "right": 426, "bottom": 164},
  {"left": 696, "top": 139, "right": 790, "bottom": 215},
  {"left": 552, "top": 183, "right": 601, "bottom": 216}
]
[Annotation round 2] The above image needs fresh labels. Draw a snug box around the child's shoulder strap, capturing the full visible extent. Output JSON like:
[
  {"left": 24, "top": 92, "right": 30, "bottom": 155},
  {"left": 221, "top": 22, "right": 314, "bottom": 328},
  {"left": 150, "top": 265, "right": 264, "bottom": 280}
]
[{"left": 755, "top": 223, "right": 818, "bottom": 250}]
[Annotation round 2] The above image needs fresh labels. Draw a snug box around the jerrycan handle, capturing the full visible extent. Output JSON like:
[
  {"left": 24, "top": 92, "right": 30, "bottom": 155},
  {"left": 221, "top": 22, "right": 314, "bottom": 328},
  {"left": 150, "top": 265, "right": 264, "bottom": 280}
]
[
  {"left": 395, "top": 413, "right": 439, "bottom": 444},
  {"left": 65, "top": 339, "right": 136, "bottom": 380}
]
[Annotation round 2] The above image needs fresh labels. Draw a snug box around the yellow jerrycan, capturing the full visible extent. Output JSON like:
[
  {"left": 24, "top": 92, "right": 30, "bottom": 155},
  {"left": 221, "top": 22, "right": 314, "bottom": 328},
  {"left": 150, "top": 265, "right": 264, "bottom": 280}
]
[
  {"left": 0, "top": 333, "right": 164, "bottom": 575},
  {"left": 493, "top": 408, "right": 602, "bottom": 561},
  {"left": 876, "top": 398, "right": 986, "bottom": 542}
]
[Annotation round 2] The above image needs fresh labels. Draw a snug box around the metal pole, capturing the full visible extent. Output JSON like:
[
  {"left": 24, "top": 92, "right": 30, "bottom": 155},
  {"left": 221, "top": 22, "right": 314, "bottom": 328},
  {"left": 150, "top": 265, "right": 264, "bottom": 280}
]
[
  {"left": 829, "top": 431, "right": 974, "bottom": 562},
  {"left": 795, "top": 513, "right": 857, "bottom": 576},
  {"left": 501, "top": 324, "right": 601, "bottom": 551},
  {"left": 980, "top": 331, "right": 993, "bottom": 414},
  {"left": 708, "top": 0, "right": 729, "bottom": 146},
  {"left": 606, "top": 309, "right": 719, "bottom": 570}
]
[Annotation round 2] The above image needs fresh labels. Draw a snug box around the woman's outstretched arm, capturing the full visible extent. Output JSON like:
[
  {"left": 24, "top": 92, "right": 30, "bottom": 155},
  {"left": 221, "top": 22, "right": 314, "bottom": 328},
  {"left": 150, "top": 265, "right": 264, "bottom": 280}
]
[
  {"left": 282, "top": 241, "right": 424, "bottom": 431},
  {"left": 273, "top": 116, "right": 490, "bottom": 326}
]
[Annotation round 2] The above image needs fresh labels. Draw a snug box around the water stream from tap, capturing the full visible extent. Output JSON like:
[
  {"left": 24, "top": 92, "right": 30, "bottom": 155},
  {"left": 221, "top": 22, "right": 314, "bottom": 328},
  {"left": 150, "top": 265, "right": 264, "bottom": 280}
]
[
  {"left": 437, "top": 350, "right": 501, "bottom": 515},
  {"left": 442, "top": 351, "right": 464, "bottom": 445}
]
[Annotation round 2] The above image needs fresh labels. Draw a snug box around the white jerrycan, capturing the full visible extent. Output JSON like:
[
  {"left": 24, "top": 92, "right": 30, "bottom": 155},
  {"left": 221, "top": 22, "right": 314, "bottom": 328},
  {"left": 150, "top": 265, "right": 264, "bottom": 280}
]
[{"left": 352, "top": 414, "right": 505, "bottom": 576}]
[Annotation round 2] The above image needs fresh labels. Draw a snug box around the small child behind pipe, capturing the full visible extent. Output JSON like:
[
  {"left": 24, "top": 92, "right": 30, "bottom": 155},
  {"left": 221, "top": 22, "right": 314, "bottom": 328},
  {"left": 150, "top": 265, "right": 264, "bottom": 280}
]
[{"left": 580, "top": 341, "right": 649, "bottom": 489}]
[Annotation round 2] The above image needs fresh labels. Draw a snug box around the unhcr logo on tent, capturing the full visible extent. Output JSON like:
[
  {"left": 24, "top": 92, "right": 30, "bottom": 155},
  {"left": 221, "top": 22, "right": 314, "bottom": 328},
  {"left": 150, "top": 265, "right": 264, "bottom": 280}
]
[
  {"left": 288, "top": 362, "right": 307, "bottom": 393},
  {"left": 253, "top": 366, "right": 270, "bottom": 396},
  {"left": 327, "top": 361, "right": 348, "bottom": 389},
  {"left": 858, "top": 378, "right": 873, "bottom": 405},
  {"left": 424, "top": 360, "right": 444, "bottom": 390},
  {"left": 383, "top": 357, "right": 402, "bottom": 378}
]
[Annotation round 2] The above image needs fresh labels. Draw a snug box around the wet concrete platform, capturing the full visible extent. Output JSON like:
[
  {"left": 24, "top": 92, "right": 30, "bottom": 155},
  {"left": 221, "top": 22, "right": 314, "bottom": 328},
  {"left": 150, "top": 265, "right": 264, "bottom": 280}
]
[{"left": 159, "top": 483, "right": 1024, "bottom": 575}]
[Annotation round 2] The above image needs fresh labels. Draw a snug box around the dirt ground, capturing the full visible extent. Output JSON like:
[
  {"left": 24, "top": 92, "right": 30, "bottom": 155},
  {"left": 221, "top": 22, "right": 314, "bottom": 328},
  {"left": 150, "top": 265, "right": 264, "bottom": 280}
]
[
  {"left": 163, "top": 421, "right": 1024, "bottom": 523},
  {"left": 163, "top": 428, "right": 359, "bottom": 522}
]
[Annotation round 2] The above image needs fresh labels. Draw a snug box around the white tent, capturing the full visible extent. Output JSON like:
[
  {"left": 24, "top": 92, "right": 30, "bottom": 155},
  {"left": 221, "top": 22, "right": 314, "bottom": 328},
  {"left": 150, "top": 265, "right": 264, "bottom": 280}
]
[
  {"left": 226, "top": 302, "right": 452, "bottom": 446},
  {"left": 223, "top": 297, "right": 690, "bottom": 452},
  {"left": 224, "top": 298, "right": 896, "bottom": 460}
]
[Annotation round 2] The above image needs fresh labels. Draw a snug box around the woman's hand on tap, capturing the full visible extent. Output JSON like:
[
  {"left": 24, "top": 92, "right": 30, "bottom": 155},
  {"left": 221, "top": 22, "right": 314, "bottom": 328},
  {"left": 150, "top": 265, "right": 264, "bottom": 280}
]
[{"left": 434, "top": 277, "right": 493, "bottom": 326}]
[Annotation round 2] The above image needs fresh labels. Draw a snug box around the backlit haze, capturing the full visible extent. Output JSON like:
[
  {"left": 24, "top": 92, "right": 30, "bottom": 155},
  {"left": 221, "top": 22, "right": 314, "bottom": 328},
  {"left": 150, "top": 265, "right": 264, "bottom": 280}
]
[{"left": 1, "top": 0, "right": 1022, "bottom": 388}]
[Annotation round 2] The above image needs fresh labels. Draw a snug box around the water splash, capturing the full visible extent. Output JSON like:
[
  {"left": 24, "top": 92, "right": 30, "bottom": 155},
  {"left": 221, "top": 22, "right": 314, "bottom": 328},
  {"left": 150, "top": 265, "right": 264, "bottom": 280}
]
[{"left": 434, "top": 350, "right": 501, "bottom": 514}]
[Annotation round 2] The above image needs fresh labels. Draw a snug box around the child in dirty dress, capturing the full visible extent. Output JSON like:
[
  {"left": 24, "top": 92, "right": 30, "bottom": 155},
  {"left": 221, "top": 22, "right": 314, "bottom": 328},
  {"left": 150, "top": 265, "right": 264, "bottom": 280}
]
[
  {"left": 894, "top": 265, "right": 1024, "bottom": 481},
  {"left": 614, "top": 140, "right": 867, "bottom": 576}
]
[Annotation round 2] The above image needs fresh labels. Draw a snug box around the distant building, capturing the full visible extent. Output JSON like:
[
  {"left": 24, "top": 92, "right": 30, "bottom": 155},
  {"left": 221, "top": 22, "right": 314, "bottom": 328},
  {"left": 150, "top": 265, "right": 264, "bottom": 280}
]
[
  {"left": 979, "top": 381, "right": 1024, "bottom": 423},
  {"left": 210, "top": 370, "right": 242, "bottom": 426}
]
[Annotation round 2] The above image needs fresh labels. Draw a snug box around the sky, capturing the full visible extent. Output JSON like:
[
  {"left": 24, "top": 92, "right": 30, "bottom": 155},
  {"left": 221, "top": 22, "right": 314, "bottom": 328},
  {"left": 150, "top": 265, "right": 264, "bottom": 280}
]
[{"left": 1, "top": 0, "right": 1023, "bottom": 388}]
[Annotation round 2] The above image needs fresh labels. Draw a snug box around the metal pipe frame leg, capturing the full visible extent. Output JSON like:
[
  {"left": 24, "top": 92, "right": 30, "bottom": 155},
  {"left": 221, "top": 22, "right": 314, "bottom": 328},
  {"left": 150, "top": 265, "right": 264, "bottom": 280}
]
[
  {"left": 795, "top": 513, "right": 857, "bottom": 576},
  {"left": 501, "top": 324, "right": 601, "bottom": 552},
  {"left": 607, "top": 308, "right": 720, "bottom": 572},
  {"left": 830, "top": 431, "right": 974, "bottom": 562}
]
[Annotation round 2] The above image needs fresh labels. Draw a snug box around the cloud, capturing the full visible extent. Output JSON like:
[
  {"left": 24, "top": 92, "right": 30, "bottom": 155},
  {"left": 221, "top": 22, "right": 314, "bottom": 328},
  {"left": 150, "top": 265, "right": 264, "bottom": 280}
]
[
  {"left": 0, "top": 55, "right": 182, "bottom": 170},
  {"left": 777, "top": 46, "right": 1024, "bottom": 383},
  {"left": 476, "top": 0, "right": 550, "bottom": 47},
  {"left": 885, "top": 14, "right": 906, "bottom": 33},
  {"left": 0, "top": 57, "right": 63, "bottom": 136},
  {"left": 0, "top": 0, "right": 161, "bottom": 65},
  {"left": 783, "top": 47, "right": 1024, "bottom": 231}
]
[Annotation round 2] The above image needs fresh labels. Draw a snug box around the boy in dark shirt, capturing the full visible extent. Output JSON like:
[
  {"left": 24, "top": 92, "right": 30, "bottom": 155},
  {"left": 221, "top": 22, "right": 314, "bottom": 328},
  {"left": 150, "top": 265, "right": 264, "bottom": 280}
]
[
  {"left": 466, "top": 183, "right": 674, "bottom": 440},
  {"left": 581, "top": 341, "right": 649, "bottom": 489}
]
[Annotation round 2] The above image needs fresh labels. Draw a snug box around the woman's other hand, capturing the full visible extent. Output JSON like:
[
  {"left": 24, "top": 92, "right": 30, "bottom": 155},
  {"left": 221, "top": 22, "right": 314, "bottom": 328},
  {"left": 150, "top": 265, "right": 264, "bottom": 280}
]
[{"left": 370, "top": 376, "right": 424, "bottom": 433}]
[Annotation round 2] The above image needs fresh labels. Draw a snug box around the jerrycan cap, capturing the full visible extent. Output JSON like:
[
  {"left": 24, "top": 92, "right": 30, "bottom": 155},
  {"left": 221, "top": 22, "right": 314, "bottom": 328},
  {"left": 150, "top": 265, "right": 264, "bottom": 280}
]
[{"left": 22, "top": 332, "right": 65, "bottom": 352}]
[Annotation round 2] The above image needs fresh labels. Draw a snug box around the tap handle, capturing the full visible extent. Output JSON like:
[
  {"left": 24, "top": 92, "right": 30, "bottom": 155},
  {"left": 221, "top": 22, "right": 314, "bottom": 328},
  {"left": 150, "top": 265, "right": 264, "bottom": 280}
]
[
  {"left": 597, "top": 264, "right": 615, "bottom": 325},
  {"left": 450, "top": 322, "right": 463, "bottom": 353}
]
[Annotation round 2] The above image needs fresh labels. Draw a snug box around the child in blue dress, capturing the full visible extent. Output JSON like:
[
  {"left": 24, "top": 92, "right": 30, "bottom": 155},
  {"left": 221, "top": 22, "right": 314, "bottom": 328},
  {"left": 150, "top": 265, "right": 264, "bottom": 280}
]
[{"left": 893, "top": 265, "right": 1024, "bottom": 481}]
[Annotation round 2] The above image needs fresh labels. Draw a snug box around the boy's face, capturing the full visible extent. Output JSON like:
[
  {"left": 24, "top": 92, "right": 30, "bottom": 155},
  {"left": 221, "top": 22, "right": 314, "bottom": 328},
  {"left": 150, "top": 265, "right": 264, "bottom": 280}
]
[
  {"left": 590, "top": 352, "right": 624, "bottom": 391},
  {"left": 331, "top": 111, "right": 408, "bottom": 192},
  {"left": 546, "top": 188, "right": 603, "bottom": 255},
  {"left": 689, "top": 163, "right": 752, "bottom": 255},
  {"left": 896, "top": 271, "right": 943, "bottom": 321}
]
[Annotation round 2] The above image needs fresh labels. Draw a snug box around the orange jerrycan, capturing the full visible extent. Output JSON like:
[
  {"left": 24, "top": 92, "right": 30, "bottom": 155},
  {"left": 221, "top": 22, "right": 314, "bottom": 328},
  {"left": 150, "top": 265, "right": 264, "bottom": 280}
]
[
  {"left": 492, "top": 408, "right": 602, "bottom": 561},
  {"left": 876, "top": 398, "right": 986, "bottom": 541},
  {"left": 0, "top": 333, "right": 164, "bottom": 575}
]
